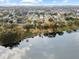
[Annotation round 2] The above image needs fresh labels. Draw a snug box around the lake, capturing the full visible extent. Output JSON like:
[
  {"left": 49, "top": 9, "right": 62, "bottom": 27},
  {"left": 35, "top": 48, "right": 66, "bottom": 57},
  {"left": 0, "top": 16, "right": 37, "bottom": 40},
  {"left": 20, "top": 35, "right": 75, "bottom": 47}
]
[{"left": 0, "top": 30, "right": 79, "bottom": 59}]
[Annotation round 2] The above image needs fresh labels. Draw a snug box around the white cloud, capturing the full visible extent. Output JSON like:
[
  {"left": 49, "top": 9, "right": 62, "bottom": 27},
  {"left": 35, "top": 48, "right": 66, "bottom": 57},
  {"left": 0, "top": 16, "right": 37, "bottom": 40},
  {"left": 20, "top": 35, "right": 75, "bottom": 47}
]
[
  {"left": 0, "top": 0, "right": 5, "bottom": 3},
  {"left": 0, "top": 0, "right": 78, "bottom": 6},
  {"left": 17, "top": 0, "right": 43, "bottom": 6},
  {"left": 52, "top": 1, "right": 56, "bottom": 3},
  {"left": 0, "top": 46, "right": 27, "bottom": 59},
  {"left": 63, "top": 0, "right": 69, "bottom": 3},
  {"left": 21, "top": 0, "right": 42, "bottom": 3},
  {"left": 0, "top": 0, "right": 4, "bottom": 1}
]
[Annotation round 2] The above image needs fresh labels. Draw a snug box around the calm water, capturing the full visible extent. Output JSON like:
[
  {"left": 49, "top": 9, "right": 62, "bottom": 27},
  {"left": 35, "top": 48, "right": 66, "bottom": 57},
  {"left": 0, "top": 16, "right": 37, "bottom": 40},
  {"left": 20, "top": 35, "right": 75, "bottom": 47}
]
[{"left": 0, "top": 31, "right": 79, "bottom": 59}]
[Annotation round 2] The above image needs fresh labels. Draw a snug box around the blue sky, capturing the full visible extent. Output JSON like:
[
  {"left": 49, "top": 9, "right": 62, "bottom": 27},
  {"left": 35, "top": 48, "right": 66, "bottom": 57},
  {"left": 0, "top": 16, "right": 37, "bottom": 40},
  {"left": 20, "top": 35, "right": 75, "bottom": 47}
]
[{"left": 0, "top": 0, "right": 79, "bottom": 6}]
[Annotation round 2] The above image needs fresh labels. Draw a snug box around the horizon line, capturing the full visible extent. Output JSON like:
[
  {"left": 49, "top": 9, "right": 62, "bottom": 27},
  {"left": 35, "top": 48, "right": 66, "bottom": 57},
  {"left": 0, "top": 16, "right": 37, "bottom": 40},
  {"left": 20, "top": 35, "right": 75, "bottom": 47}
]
[{"left": 0, "top": 5, "right": 79, "bottom": 7}]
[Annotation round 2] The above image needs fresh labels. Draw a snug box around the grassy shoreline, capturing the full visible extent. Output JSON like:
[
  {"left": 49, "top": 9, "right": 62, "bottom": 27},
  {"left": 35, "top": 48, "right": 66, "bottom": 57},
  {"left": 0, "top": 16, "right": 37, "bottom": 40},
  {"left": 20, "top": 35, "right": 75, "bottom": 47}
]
[{"left": 0, "top": 17, "right": 79, "bottom": 47}]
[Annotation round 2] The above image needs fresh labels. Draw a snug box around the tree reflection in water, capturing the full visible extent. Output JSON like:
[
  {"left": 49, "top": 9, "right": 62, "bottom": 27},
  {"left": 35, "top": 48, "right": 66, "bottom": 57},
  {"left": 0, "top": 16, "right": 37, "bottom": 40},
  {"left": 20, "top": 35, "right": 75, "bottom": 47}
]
[
  {"left": 43, "top": 32, "right": 64, "bottom": 38},
  {"left": 73, "top": 29, "right": 77, "bottom": 32},
  {"left": 2, "top": 43, "right": 19, "bottom": 49},
  {"left": 0, "top": 29, "right": 77, "bottom": 48},
  {"left": 66, "top": 29, "right": 77, "bottom": 33},
  {"left": 57, "top": 32, "right": 64, "bottom": 36},
  {"left": 43, "top": 29, "right": 77, "bottom": 38},
  {"left": 66, "top": 30, "right": 72, "bottom": 33}
]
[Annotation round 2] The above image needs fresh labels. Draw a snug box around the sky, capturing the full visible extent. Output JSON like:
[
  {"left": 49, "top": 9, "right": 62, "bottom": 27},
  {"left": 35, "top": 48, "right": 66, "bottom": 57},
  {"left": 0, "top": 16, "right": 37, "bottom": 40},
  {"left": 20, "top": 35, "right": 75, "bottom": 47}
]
[{"left": 0, "top": 0, "right": 79, "bottom": 6}]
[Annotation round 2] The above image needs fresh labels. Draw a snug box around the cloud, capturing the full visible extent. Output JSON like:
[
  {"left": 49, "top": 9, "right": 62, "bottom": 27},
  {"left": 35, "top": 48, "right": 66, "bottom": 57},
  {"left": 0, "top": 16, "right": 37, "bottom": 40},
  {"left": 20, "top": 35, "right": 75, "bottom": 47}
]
[
  {"left": 52, "top": 1, "right": 56, "bottom": 3},
  {"left": 0, "top": 0, "right": 4, "bottom": 1},
  {"left": 0, "top": 0, "right": 5, "bottom": 3},
  {"left": 21, "top": 0, "right": 42, "bottom": 3},
  {"left": 0, "top": 46, "right": 26, "bottom": 59},
  {"left": 63, "top": 0, "right": 69, "bottom": 3},
  {"left": 17, "top": 0, "right": 43, "bottom": 6},
  {"left": 0, "top": 0, "right": 78, "bottom": 6},
  {"left": 0, "top": 43, "right": 32, "bottom": 59}
]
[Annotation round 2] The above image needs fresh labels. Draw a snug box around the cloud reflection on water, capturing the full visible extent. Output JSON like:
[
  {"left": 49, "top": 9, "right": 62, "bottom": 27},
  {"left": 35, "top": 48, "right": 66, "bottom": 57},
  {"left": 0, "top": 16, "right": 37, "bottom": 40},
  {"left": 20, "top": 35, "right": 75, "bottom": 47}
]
[{"left": 0, "top": 31, "right": 79, "bottom": 59}]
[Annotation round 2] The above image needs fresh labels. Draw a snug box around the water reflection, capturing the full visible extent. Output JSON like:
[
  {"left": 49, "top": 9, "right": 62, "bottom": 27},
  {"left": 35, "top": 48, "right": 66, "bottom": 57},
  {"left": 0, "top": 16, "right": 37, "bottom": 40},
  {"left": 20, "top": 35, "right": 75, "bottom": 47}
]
[
  {"left": 26, "top": 40, "right": 29, "bottom": 42},
  {"left": 43, "top": 30, "right": 78, "bottom": 38},
  {"left": 43, "top": 32, "right": 64, "bottom": 38},
  {"left": 0, "top": 29, "right": 79, "bottom": 59},
  {"left": 43, "top": 30, "right": 77, "bottom": 38},
  {"left": 0, "top": 29, "right": 77, "bottom": 47},
  {"left": 17, "top": 31, "right": 79, "bottom": 59},
  {"left": 66, "top": 29, "right": 77, "bottom": 33},
  {"left": 44, "top": 32, "right": 57, "bottom": 38},
  {"left": 73, "top": 29, "right": 77, "bottom": 32},
  {"left": 2, "top": 42, "right": 19, "bottom": 48}
]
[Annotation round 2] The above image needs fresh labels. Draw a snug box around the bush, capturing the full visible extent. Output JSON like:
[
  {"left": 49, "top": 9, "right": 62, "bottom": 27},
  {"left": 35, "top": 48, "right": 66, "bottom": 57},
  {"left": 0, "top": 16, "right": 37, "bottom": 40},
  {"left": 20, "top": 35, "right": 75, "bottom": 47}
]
[
  {"left": 23, "top": 24, "right": 34, "bottom": 31},
  {"left": 0, "top": 31, "right": 21, "bottom": 46}
]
